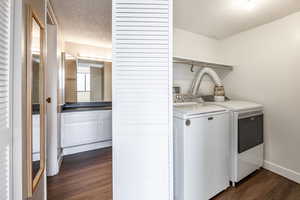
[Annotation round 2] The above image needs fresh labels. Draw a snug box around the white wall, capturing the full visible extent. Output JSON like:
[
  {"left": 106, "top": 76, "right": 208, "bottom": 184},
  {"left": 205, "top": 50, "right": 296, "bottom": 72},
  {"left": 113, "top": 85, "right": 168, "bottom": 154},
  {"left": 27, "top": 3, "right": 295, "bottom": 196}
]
[
  {"left": 174, "top": 28, "right": 222, "bottom": 64},
  {"left": 220, "top": 12, "right": 300, "bottom": 180},
  {"left": 173, "top": 63, "right": 229, "bottom": 95},
  {"left": 173, "top": 28, "right": 230, "bottom": 95}
]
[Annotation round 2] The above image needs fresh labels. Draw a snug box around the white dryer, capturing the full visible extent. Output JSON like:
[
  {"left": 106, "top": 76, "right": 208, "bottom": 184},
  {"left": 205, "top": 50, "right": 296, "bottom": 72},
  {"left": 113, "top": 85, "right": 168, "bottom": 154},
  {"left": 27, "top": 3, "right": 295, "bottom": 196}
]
[
  {"left": 173, "top": 103, "right": 230, "bottom": 200},
  {"left": 212, "top": 100, "right": 264, "bottom": 185}
]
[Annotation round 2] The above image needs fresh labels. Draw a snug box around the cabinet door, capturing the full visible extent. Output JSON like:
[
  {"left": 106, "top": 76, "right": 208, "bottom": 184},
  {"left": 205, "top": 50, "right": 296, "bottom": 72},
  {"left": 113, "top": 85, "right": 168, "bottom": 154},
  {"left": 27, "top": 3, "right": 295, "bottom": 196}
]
[
  {"left": 185, "top": 113, "right": 229, "bottom": 200},
  {"left": 61, "top": 111, "right": 112, "bottom": 148}
]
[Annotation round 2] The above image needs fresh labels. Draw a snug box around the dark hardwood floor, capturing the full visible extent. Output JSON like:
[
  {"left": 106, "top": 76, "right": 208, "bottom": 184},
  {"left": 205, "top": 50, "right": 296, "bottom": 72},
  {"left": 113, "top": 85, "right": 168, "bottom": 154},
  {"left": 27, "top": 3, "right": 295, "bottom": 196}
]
[
  {"left": 213, "top": 170, "right": 300, "bottom": 200},
  {"left": 47, "top": 148, "right": 300, "bottom": 200},
  {"left": 47, "top": 148, "right": 112, "bottom": 200}
]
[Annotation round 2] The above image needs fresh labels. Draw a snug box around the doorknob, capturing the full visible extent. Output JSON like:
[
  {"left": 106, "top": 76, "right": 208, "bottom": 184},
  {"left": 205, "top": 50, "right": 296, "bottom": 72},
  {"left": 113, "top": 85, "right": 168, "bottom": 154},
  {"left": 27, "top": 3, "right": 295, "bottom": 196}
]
[{"left": 46, "top": 97, "right": 51, "bottom": 103}]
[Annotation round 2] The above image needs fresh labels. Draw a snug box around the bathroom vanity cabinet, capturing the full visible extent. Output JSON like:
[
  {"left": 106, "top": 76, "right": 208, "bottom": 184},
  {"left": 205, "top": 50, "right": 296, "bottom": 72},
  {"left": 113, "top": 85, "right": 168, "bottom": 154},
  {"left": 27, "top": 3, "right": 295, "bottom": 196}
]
[{"left": 61, "top": 109, "right": 112, "bottom": 155}]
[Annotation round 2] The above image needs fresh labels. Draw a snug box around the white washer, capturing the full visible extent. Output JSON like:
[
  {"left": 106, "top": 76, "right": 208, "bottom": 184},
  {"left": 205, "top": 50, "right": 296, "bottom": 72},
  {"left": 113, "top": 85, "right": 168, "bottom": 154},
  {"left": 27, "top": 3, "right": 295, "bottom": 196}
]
[
  {"left": 174, "top": 103, "right": 230, "bottom": 200},
  {"left": 211, "top": 100, "right": 264, "bottom": 185}
]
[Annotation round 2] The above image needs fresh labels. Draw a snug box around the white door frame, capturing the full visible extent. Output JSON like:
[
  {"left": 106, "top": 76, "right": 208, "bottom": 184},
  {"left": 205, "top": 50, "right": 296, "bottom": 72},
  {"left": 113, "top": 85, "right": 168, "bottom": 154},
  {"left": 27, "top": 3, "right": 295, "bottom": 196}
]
[
  {"left": 45, "top": 0, "right": 61, "bottom": 177},
  {"left": 11, "top": 0, "right": 24, "bottom": 199},
  {"left": 8, "top": 0, "right": 30, "bottom": 199}
]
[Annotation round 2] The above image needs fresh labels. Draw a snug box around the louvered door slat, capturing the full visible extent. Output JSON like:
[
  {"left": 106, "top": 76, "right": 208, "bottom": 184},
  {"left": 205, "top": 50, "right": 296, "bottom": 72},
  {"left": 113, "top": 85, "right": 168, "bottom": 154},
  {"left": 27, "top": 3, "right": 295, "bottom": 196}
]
[
  {"left": 113, "top": 0, "right": 172, "bottom": 199},
  {"left": 0, "top": 0, "right": 11, "bottom": 199},
  {"left": 0, "top": 28, "right": 9, "bottom": 37},
  {"left": 116, "top": 26, "right": 169, "bottom": 32}
]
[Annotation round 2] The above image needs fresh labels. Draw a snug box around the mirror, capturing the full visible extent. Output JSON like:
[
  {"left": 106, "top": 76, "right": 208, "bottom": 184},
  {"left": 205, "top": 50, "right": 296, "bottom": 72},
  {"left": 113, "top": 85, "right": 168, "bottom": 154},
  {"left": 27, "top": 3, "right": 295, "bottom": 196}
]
[
  {"left": 64, "top": 58, "right": 112, "bottom": 103},
  {"left": 26, "top": 6, "right": 45, "bottom": 197},
  {"left": 32, "top": 15, "right": 41, "bottom": 180}
]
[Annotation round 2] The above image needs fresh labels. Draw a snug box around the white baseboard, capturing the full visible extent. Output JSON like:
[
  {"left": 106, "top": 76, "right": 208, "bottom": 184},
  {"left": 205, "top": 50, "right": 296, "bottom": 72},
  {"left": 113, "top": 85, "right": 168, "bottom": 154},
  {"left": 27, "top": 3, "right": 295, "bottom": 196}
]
[
  {"left": 263, "top": 160, "right": 300, "bottom": 184},
  {"left": 63, "top": 140, "right": 112, "bottom": 156},
  {"left": 57, "top": 150, "right": 63, "bottom": 169},
  {"left": 47, "top": 150, "right": 64, "bottom": 177}
]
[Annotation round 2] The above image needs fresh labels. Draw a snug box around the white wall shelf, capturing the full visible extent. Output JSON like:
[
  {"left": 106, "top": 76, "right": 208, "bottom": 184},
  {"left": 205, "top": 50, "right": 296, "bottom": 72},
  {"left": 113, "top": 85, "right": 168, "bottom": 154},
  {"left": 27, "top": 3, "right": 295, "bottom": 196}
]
[{"left": 173, "top": 57, "right": 233, "bottom": 71}]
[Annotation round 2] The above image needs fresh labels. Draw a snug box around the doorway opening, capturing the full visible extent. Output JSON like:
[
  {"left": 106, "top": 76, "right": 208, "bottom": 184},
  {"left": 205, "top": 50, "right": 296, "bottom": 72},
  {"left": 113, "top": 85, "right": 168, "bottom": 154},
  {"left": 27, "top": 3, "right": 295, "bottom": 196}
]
[{"left": 45, "top": 1, "right": 112, "bottom": 199}]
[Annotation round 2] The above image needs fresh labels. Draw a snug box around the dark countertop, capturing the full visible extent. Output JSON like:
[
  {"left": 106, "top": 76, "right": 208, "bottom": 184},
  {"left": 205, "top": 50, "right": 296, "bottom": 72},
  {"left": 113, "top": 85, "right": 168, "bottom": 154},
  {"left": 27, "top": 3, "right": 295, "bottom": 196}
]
[
  {"left": 62, "top": 106, "right": 112, "bottom": 113},
  {"left": 61, "top": 102, "right": 112, "bottom": 113}
]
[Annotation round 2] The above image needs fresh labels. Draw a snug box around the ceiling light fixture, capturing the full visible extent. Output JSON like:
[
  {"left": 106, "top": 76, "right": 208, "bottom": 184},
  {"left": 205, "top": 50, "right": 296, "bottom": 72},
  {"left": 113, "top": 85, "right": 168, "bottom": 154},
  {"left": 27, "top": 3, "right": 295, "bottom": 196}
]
[
  {"left": 233, "top": 0, "right": 256, "bottom": 11},
  {"left": 245, "top": 0, "right": 255, "bottom": 10}
]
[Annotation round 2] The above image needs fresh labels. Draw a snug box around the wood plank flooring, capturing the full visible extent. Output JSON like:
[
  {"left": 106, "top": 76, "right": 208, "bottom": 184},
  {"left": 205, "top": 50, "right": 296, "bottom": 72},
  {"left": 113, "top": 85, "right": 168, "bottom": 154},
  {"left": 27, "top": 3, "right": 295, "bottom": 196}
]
[
  {"left": 47, "top": 148, "right": 300, "bottom": 200},
  {"left": 213, "top": 170, "right": 300, "bottom": 200},
  {"left": 47, "top": 148, "right": 112, "bottom": 200}
]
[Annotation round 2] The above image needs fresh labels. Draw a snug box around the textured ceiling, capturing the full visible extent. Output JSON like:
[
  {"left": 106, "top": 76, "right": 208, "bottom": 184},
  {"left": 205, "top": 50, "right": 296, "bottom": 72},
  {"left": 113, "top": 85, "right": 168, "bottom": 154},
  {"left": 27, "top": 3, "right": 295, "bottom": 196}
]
[
  {"left": 50, "top": 0, "right": 300, "bottom": 45},
  {"left": 174, "top": 0, "right": 300, "bottom": 39},
  {"left": 50, "top": 0, "right": 112, "bottom": 48}
]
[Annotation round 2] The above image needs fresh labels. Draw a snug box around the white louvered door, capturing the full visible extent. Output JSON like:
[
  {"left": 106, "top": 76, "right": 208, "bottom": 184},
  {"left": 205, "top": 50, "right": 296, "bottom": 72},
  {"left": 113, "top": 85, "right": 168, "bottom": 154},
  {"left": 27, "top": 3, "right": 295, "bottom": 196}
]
[
  {"left": 0, "top": 0, "right": 12, "bottom": 199},
  {"left": 112, "top": 0, "right": 173, "bottom": 200}
]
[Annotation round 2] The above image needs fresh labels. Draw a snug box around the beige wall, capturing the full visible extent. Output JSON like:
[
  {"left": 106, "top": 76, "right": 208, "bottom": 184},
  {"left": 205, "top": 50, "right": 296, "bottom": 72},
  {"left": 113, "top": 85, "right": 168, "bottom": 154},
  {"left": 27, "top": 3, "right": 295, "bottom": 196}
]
[
  {"left": 64, "top": 41, "right": 112, "bottom": 60},
  {"left": 103, "top": 62, "right": 112, "bottom": 101},
  {"left": 64, "top": 60, "right": 77, "bottom": 103},
  {"left": 220, "top": 12, "right": 300, "bottom": 178}
]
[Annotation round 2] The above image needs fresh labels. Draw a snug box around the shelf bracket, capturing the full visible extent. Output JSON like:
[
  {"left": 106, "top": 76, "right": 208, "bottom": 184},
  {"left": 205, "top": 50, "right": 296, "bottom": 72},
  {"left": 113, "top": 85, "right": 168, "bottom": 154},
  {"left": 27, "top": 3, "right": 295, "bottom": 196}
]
[{"left": 190, "top": 64, "right": 194, "bottom": 72}]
